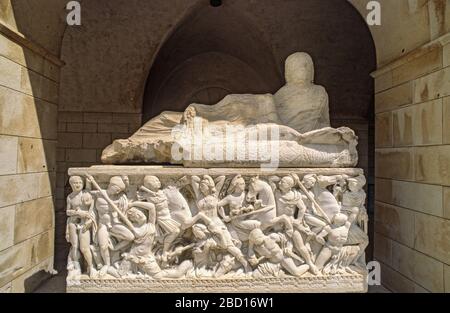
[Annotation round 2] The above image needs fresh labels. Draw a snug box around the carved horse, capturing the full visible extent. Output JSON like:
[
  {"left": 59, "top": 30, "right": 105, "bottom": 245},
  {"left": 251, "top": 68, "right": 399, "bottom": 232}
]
[{"left": 246, "top": 176, "right": 292, "bottom": 232}]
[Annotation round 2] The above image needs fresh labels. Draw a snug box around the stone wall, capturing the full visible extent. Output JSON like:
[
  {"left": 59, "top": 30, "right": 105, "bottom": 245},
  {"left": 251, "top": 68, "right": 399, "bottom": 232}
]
[
  {"left": 0, "top": 22, "right": 62, "bottom": 291},
  {"left": 372, "top": 33, "right": 450, "bottom": 293}
]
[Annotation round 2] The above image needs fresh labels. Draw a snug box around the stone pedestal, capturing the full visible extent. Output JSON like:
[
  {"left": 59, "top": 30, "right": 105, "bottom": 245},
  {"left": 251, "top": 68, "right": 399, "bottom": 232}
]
[{"left": 66, "top": 166, "right": 368, "bottom": 293}]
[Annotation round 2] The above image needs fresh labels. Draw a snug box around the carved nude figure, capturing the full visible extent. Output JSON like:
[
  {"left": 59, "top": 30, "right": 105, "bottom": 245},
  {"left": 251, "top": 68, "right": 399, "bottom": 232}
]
[
  {"left": 248, "top": 228, "right": 309, "bottom": 277},
  {"left": 315, "top": 207, "right": 359, "bottom": 271},
  {"left": 66, "top": 176, "right": 97, "bottom": 278}
]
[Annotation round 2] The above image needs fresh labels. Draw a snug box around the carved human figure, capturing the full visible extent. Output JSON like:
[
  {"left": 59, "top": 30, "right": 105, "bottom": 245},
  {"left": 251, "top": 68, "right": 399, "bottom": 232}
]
[
  {"left": 86, "top": 175, "right": 132, "bottom": 277},
  {"left": 272, "top": 174, "right": 319, "bottom": 274},
  {"left": 300, "top": 174, "right": 343, "bottom": 223},
  {"left": 101, "top": 52, "right": 358, "bottom": 168},
  {"left": 274, "top": 52, "right": 330, "bottom": 133},
  {"left": 341, "top": 175, "right": 369, "bottom": 265},
  {"left": 217, "top": 175, "right": 262, "bottom": 242},
  {"left": 66, "top": 176, "right": 97, "bottom": 277},
  {"left": 138, "top": 175, "right": 181, "bottom": 255},
  {"left": 248, "top": 228, "right": 309, "bottom": 277},
  {"left": 190, "top": 175, "right": 250, "bottom": 271},
  {"left": 314, "top": 207, "right": 359, "bottom": 271},
  {"left": 120, "top": 203, "right": 161, "bottom": 277}
]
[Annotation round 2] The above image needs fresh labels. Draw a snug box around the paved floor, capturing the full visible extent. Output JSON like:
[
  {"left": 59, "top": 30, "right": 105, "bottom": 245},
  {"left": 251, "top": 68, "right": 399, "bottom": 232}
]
[{"left": 34, "top": 271, "right": 391, "bottom": 293}]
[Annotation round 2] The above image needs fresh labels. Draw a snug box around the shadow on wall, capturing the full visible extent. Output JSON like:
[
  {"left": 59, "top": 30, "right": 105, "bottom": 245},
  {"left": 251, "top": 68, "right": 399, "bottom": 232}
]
[{"left": 0, "top": 0, "right": 66, "bottom": 292}]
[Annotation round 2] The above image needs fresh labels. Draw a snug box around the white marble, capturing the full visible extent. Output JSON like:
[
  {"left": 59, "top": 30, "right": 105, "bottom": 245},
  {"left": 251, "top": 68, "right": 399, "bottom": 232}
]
[
  {"left": 101, "top": 53, "right": 358, "bottom": 168},
  {"left": 66, "top": 166, "right": 368, "bottom": 293}
]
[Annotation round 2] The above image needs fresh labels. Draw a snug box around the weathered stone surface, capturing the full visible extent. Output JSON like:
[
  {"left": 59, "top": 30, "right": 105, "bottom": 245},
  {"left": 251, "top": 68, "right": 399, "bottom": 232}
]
[
  {"left": 444, "top": 44, "right": 450, "bottom": 68},
  {"left": 0, "top": 239, "right": 33, "bottom": 287},
  {"left": 68, "top": 275, "right": 368, "bottom": 293},
  {"left": 0, "top": 206, "right": 15, "bottom": 252},
  {"left": 98, "top": 123, "right": 129, "bottom": 134},
  {"left": 375, "top": 179, "right": 443, "bottom": 217},
  {"left": 378, "top": 261, "right": 417, "bottom": 293},
  {"left": 0, "top": 135, "right": 18, "bottom": 175},
  {"left": 57, "top": 132, "right": 82, "bottom": 149},
  {"left": 415, "top": 213, "right": 450, "bottom": 265},
  {"left": 414, "top": 145, "right": 450, "bottom": 186},
  {"left": 0, "top": 86, "right": 57, "bottom": 140},
  {"left": 375, "top": 148, "right": 413, "bottom": 180},
  {"left": 375, "top": 82, "right": 412, "bottom": 113},
  {"left": 0, "top": 33, "right": 59, "bottom": 82},
  {"left": 67, "top": 123, "right": 97, "bottom": 133},
  {"left": 83, "top": 133, "right": 111, "bottom": 149},
  {"left": 375, "top": 202, "right": 414, "bottom": 247},
  {"left": 414, "top": 67, "right": 450, "bottom": 103},
  {"left": 445, "top": 265, "right": 450, "bottom": 293},
  {"left": 14, "top": 197, "right": 54, "bottom": 244},
  {"left": 391, "top": 241, "right": 444, "bottom": 293},
  {"left": 375, "top": 112, "right": 392, "bottom": 147},
  {"left": 0, "top": 282, "right": 11, "bottom": 293},
  {"left": 444, "top": 97, "right": 450, "bottom": 144},
  {"left": 393, "top": 99, "right": 443, "bottom": 147},
  {"left": 10, "top": 257, "right": 54, "bottom": 293},
  {"left": 65, "top": 149, "right": 97, "bottom": 163},
  {"left": 374, "top": 71, "right": 393, "bottom": 93},
  {"left": 0, "top": 172, "right": 54, "bottom": 208},
  {"left": 17, "top": 138, "right": 56, "bottom": 173},
  {"left": 392, "top": 47, "right": 442, "bottom": 86},
  {"left": 412, "top": 99, "right": 443, "bottom": 145},
  {"left": 0, "top": 55, "right": 58, "bottom": 104},
  {"left": 444, "top": 187, "right": 450, "bottom": 219},
  {"left": 393, "top": 106, "right": 414, "bottom": 146},
  {"left": 374, "top": 233, "right": 392, "bottom": 266},
  {"left": 58, "top": 112, "right": 83, "bottom": 123}
]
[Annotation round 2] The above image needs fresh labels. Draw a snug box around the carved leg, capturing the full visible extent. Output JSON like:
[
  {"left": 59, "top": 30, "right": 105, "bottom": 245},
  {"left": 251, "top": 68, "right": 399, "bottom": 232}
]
[
  {"left": 79, "top": 229, "right": 96, "bottom": 277},
  {"left": 227, "top": 245, "right": 251, "bottom": 272},
  {"left": 163, "top": 228, "right": 181, "bottom": 253},
  {"left": 67, "top": 223, "right": 80, "bottom": 273},
  {"left": 292, "top": 231, "right": 318, "bottom": 275},
  {"left": 281, "top": 258, "right": 309, "bottom": 277},
  {"left": 315, "top": 246, "right": 332, "bottom": 271},
  {"left": 97, "top": 225, "right": 111, "bottom": 275}
]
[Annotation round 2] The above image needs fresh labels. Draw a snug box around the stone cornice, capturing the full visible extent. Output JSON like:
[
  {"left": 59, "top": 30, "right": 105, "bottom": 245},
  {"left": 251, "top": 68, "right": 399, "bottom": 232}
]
[
  {"left": 0, "top": 21, "right": 65, "bottom": 67},
  {"left": 371, "top": 32, "right": 450, "bottom": 78}
]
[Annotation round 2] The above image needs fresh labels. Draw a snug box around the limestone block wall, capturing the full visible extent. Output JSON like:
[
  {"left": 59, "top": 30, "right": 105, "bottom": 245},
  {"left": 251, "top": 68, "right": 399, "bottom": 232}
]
[
  {"left": 372, "top": 34, "right": 450, "bottom": 293},
  {"left": 54, "top": 111, "right": 142, "bottom": 270},
  {"left": 0, "top": 24, "right": 62, "bottom": 291}
]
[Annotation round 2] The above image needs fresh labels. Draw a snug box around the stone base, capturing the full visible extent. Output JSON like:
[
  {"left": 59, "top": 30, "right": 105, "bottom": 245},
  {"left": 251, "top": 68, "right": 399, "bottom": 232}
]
[{"left": 67, "top": 272, "right": 368, "bottom": 293}]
